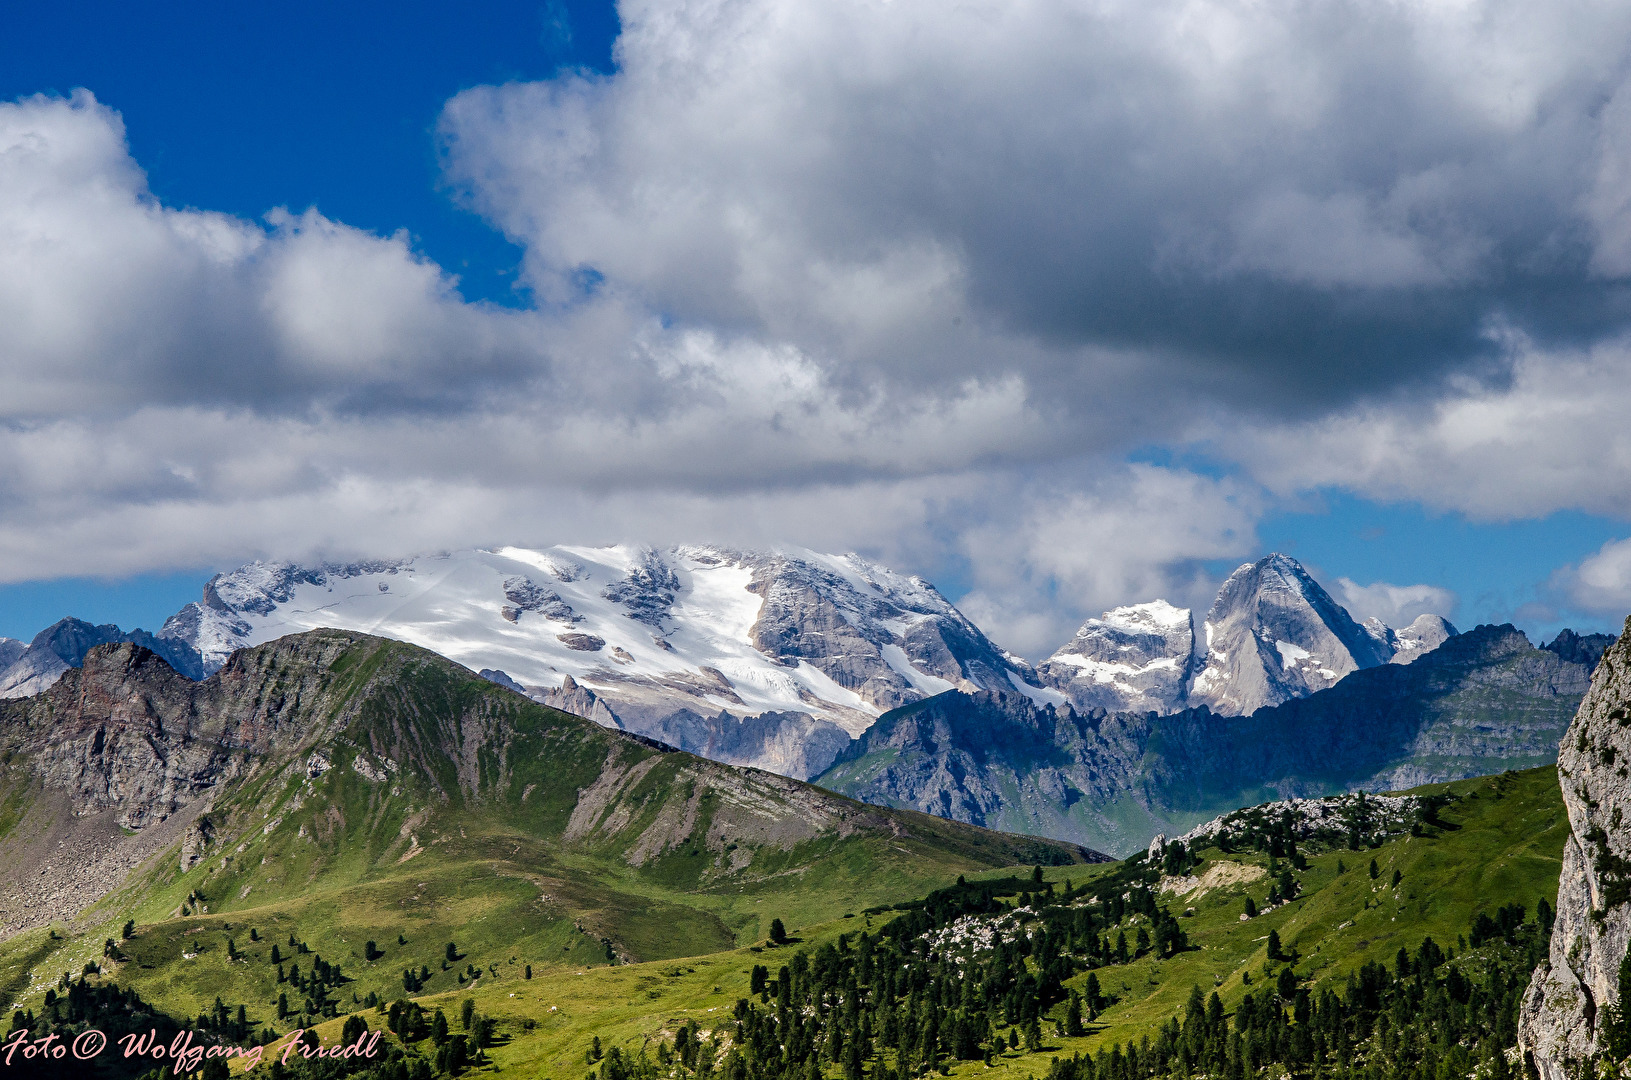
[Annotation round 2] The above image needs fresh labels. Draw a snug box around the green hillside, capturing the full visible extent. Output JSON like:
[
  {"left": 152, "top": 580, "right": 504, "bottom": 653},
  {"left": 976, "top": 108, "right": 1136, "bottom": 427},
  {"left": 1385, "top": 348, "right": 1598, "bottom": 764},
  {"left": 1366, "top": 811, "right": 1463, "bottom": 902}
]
[
  {"left": 0, "top": 632, "right": 1092, "bottom": 1072},
  {"left": 0, "top": 761, "right": 1565, "bottom": 1079}
]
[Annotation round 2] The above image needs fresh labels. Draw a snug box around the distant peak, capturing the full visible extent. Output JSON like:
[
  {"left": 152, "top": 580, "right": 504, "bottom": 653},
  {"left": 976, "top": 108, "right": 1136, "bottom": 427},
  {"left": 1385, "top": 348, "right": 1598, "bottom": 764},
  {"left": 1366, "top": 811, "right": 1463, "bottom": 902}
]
[{"left": 1093, "top": 600, "right": 1192, "bottom": 634}]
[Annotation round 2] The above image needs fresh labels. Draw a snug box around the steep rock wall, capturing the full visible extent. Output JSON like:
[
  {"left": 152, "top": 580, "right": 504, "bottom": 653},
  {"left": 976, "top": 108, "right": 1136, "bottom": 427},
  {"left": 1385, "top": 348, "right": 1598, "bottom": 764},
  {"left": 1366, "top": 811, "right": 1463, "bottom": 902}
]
[{"left": 1520, "top": 616, "right": 1631, "bottom": 1079}]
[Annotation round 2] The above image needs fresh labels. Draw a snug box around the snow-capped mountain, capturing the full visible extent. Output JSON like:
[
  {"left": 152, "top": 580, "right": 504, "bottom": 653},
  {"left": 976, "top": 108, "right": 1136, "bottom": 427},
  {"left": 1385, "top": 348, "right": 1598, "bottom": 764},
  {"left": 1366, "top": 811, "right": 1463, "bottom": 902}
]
[
  {"left": 1034, "top": 600, "right": 1197, "bottom": 714},
  {"left": 154, "top": 545, "right": 1054, "bottom": 778},
  {"left": 1037, "top": 554, "right": 1458, "bottom": 717}
]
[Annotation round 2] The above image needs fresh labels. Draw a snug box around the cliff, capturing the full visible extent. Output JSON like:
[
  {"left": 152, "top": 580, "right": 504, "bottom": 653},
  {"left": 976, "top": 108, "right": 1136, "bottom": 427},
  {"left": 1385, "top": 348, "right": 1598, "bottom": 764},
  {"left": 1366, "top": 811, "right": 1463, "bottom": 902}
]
[{"left": 1519, "top": 616, "right": 1631, "bottom": 1079}]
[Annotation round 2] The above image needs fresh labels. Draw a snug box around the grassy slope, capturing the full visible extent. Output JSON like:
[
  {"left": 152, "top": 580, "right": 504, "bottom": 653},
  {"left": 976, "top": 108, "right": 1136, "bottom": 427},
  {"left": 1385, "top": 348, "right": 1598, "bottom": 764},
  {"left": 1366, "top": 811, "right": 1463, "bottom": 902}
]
[
  {"left": 0, "top": 764, "right": 1552, "bottom": 1078},
  {"left": 0, "top": 635, "right": 1089, "bottom": 1031},
  {"left": 426, "top": 766, "right": 1565, "bottom": 1080},
  {"left": 0, "top": 625, "right": 1566, "bottom": 1076}
]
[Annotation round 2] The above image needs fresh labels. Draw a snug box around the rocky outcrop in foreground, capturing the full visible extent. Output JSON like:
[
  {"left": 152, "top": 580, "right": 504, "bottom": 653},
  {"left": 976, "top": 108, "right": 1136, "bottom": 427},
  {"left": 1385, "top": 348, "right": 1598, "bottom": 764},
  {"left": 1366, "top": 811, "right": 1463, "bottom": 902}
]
[{"left": 1520, "top": 616, "right": 1631, "bottom": 1080}]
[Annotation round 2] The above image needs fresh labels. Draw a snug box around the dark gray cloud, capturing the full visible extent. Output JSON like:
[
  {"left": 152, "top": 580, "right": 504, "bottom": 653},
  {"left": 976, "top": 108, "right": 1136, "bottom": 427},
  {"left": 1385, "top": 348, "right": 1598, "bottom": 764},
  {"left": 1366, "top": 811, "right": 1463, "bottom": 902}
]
[{"left": 441, "top": 0, "right": 1631, "bottom": 414}]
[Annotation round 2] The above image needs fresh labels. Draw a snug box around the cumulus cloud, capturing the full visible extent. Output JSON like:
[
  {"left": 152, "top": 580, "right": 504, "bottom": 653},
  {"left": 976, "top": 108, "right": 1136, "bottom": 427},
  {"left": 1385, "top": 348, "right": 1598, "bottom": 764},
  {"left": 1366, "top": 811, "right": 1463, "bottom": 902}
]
[
  {"left": 441, "top": 0, "right": 1631, "bottom": 413},
  {"left": 1219, "top": 331, "right": 1631, "bottom": 521},
  {"left": 0, "top": 93, "right": 560, "bottom": 419},
  {"left": 8, "top": 0, "right": 1631, "bottom": 645},
  {"left": 1553, "top": 538, "right": 1631, "bottom": 617},
  {"left": 1333, "top": 578, "right": 1459, "bottom": 629},
  {"left": 952, "top": 465, "right": 1262, "bottom": 657}
]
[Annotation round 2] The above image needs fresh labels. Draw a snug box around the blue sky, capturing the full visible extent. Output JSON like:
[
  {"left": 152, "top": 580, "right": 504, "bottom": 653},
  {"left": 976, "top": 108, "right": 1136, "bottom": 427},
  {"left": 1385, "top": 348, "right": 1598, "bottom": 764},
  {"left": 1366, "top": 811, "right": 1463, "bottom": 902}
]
[
  {"left": 2, "top": 0, "right": 1631, "bottom": 657},
  {"left": 1, "top": 1, "right": 620, "bottom": 306}
]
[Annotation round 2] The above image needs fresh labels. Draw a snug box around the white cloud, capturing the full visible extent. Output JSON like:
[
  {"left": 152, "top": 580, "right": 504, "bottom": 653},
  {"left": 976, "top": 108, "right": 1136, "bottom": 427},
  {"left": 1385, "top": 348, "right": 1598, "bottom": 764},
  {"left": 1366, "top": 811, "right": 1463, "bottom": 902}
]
[
  {"left": 1333, "top": 578, "right": 1459, "bottom": 629},
  {"left": 1219, "top": 331, "right": 1631, "bottom": 521},
  {"left": 1553, "top": 538, "right": 1631, "bottom": 618},
  {"left": 441, "top": 0, "right": 1631, "bottom": 411},
  {"left": 953, "top": 465, "right": 1262, "bottom": 658}
]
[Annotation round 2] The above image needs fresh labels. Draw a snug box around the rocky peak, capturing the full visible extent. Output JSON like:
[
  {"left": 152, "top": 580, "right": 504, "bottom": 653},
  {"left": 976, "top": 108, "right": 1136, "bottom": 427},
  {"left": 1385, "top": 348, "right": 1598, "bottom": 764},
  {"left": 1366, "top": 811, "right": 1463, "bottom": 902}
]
[
  {"left": 0, "top": 631, "right": 371, "bottom": 830},
  {"left": 1037, "top": 554, "right": 1455, "bottom": 717},
  {"left": 1520, "top": 617, "right": 1631, "bottom": 1079},
  {"left": 1543, "top": 629, "right": 1617, "bottom": 672},
  {"left": 1036, "top": 601, "right": 1196, "bottom": 714},
  {"left": 735, "top": 547, "right": 1024, "bottom": 714},
  {"left": 1391, "top": 613, "right": 1458, "bottom": 663},
  {"left": 1187, "top": 553, "right": 1393, "bottom": 716},
  {"left": 0, "top": 617, "right": 203, "bottom": 700}
]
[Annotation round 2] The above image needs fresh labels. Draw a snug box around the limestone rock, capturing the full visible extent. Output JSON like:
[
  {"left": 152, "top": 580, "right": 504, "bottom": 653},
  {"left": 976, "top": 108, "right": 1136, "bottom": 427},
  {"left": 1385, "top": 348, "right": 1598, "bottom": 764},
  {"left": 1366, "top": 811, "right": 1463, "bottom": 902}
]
[
  {"left": 1037, "top": 602, "right": 1196, "bottom": 714},
  {"left": 1519, "top": 616, "right": 1631, "bottom": 1080},
  {"left": 179, "top": 816, "right": 214, "bottom": 872}
]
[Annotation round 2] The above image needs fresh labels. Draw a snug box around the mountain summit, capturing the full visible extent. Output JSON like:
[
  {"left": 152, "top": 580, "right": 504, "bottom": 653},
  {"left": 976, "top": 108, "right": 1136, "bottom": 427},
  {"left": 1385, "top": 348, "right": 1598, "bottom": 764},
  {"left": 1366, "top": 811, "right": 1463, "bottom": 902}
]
[
  {"left": 153, "top": 545, "right": 1051, "bottom": 778},
  {"left": 1037, "top": 553, "right": 1457, "bottom": 717}
]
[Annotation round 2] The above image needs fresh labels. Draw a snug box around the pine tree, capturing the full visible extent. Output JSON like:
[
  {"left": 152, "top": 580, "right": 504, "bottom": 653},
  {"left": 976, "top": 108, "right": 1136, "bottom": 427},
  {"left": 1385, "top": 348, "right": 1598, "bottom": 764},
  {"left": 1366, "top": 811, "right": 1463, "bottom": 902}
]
[{"left": 1605, "top": 951, "right": 1631, "bottom": 1059}]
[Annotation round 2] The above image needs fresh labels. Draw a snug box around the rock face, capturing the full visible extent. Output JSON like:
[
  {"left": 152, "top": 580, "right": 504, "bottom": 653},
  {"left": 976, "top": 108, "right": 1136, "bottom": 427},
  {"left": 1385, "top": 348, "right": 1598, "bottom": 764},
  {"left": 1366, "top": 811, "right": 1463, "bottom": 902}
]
[
  {"left": 149, "top": 545, "right": 1048, "bottom": 779},
  {"left": 0, "top": 633, "right": 358, "bottom": 829},
  {"left": 1036, "top": 554, "right": 1458, "bottom": 717},
  {"left": 1187, "top": 554, "right": 1395, "bottom": 715},
  {"left": 1544, "top": 629, "right": 1618, "bottom": 671},
  {"left": 1035, "top": 601, "right": 1196, "bottom": 714},
  {"left": 1369, "top": 613, "right": 1459, "bottom": 665},
  {"left": 1520, "top": 617, "right": 1631, "bottom": 1080},
  {"left": 821, "top": 623, "right": 1596, "bottom": 856}
]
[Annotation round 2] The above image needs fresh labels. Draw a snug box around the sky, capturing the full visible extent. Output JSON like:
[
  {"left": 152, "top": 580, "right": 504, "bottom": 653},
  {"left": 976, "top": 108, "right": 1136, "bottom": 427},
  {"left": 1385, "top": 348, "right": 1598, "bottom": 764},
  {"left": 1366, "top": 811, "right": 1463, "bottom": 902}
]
[{"left": 3, "top": 0, "right": 1631, "bottom": 657}]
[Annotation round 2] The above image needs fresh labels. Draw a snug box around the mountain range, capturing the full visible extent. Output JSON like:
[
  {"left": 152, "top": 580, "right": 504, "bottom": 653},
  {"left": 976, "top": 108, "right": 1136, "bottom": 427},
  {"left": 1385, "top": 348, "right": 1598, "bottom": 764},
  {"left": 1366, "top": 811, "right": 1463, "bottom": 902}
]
[
  {"left": 0, "top": 614, "right": 203, "bottom": 698},
  {"left": 0, "top": 545, "right": 1612, "bottom": 858},
  {"left": 817, "top": 621, "right": 1604, "bottom": 854},
  {"left": 1, "top": 548, "right": 1475, "bottom": 777},
  {"left": 0, "top": 630, "right": 1093, "bottom": 949},
  {"left": 1037, "top": 555, "right": 1457, "bottom": 716}
]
